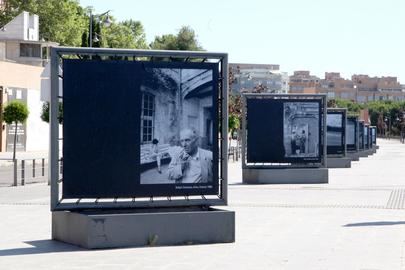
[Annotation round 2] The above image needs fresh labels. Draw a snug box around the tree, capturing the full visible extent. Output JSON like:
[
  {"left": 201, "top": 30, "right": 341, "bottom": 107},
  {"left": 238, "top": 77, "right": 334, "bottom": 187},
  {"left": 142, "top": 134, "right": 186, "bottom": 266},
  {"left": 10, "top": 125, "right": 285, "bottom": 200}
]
[
  {"left": 228, "top": 95, "right": 243, "bottom": 141},
  {"left": 228, "top": 114, "right": 240, "bottom": 140},
  {"left": 3, "top": 101, "right": 29, "bottom": 161},
  {"left": 79, "top": 13, "right": 148, "bottom": 49},
  {"left": 121, "top": 19, "right": 148, "bottom": 49},
  {"left": 150, "top": 26, "right": 203, "bottom": 51},
  {"left": 40, "top": 102, "right": 63, "bottom": 124},
  {"left": 102, "top": 21, "right": 147, "bottom": 49},
  {"left": 0, "top": 0, "right": 88, "bottom": 46}
]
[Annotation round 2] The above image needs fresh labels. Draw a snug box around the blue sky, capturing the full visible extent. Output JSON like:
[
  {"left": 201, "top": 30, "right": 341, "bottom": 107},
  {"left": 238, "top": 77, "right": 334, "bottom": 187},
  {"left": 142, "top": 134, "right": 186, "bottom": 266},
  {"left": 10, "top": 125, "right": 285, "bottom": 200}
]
[{"left": 79, "top": 0, "right": 405, "bottom": 82}]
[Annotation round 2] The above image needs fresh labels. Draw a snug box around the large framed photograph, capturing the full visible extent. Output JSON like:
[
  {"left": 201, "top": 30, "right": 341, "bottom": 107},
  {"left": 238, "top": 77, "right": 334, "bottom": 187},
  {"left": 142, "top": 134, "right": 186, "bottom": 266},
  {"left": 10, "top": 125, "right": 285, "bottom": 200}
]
[
  {"left": 245, "top": 95, "right": 325, "bottom": 165},
  {"left": 139, "top": 64, "right": 217, "bottom": 188},
  {"left": 346, "top": 116, "right": 358, "bottom": 152},
  {"left": 326, "top": 109, "right": 346, "bottom": 155},
  {"left": 358, "top": 121, "right": 365, "bottom": 150},
  {"left": 62, "top": 60, "right": 219, "bottom": 198}
]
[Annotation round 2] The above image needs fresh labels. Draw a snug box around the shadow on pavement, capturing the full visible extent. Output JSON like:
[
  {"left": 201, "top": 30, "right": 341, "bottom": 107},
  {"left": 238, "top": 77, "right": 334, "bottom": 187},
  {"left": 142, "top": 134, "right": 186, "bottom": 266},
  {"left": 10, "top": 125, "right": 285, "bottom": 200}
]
[
  {"left": 0, "top": 240, "right": 84, "bottom": 256},
  {"left": 343, "top": 221, "right": 405, "bottom": 227}
]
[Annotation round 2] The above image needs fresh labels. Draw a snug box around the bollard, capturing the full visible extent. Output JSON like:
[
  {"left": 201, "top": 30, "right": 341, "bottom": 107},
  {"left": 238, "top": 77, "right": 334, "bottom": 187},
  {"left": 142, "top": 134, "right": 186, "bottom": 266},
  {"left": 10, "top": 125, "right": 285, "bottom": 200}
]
[
  {"left": 33, "top": 159, "right": 36, "bottom": 178},
  {"left": 42, "top": 158, "right": 45, "bottom": 177},
  {"left": 21, "top": 160, "right": 25, "bottom": 186},
  {"left": 13, "top": 160, "right": 17, "bottom": 186}
]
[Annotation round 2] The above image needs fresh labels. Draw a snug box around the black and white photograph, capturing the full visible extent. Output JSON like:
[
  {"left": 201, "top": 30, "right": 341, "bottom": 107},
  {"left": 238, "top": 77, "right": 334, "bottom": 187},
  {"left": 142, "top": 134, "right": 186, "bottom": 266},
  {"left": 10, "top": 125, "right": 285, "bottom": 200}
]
[
  {"left": 346, "top": 119, "right": 356, "bottom": 146},
  {"left": 140, "top": 67, "right": 215, "bottom": 185},
  {"left": 283, "top": 102, "right": 320, "bottom": 158},
  {"left": 327, "top": 113, "right": 343, "bottom": 146},
  {"left": 372, "top": 127, "right": 376, "bottom": 144},
  {"left": 359, "top": 122, "right": 364, "bottom": 149},
  {"left": 364, "top": 126, "right": 369, "bottom": 148}
]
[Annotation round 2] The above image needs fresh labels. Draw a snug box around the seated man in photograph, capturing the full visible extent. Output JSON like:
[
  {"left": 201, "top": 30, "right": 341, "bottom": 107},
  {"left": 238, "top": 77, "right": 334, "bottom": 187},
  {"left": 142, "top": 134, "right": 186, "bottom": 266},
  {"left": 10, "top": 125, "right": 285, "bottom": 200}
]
[{"left": 167, "top": 128, "right": 213, "bottom": 184}]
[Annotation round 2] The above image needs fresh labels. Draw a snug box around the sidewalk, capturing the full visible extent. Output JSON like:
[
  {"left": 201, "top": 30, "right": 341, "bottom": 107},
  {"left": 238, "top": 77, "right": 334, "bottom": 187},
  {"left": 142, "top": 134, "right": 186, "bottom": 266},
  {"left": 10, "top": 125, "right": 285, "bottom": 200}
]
[
  {"left": 0, "top": 139, "right": 405, "bottom": 269},
  {"left": 0, "top": 150, "right": 48, "bottom": 161}
]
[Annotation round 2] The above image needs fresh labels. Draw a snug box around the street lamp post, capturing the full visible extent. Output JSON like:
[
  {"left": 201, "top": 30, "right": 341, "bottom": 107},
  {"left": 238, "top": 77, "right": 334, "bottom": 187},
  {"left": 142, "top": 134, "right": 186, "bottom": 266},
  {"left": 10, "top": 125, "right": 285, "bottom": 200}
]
[
  {"left": 384, "top": 114, "right": 391, "bottom": 139},
  {"left": 89, "top": 10, "right": 112, "bottom": 47}
]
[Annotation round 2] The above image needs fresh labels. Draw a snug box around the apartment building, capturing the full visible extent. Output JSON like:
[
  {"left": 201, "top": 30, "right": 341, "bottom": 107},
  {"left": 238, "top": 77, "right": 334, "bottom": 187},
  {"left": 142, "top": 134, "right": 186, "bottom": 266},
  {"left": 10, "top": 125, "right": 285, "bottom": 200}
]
[
  {"left": 229, "top": 63, "right": 289, "bottom": 94},
  {"left": 0, "top": 11, "right": 57, "bottom": 152},
  {"left": 289, "top": 71, "right": 405, "bottom": 103}
]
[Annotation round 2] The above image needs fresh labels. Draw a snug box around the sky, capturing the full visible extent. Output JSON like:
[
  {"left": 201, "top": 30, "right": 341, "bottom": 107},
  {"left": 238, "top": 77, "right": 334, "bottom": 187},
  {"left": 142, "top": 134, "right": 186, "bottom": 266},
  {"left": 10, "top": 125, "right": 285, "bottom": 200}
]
[{"left": 79, "top": 0, "right": 405, "bottom": 83}]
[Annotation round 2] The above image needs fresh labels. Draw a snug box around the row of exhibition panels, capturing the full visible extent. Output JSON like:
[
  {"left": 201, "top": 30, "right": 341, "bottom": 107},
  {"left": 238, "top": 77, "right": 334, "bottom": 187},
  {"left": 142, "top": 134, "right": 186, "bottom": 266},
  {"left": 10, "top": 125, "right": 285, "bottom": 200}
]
[
  {"left": 49, "top": 48, "right": 378, "bottom": 249},
  {"left": 241, "top": 93, "right": 377, "bottom": 184},
  {"left": 49, "top": 48, "right": 375, "bottom": 211}
]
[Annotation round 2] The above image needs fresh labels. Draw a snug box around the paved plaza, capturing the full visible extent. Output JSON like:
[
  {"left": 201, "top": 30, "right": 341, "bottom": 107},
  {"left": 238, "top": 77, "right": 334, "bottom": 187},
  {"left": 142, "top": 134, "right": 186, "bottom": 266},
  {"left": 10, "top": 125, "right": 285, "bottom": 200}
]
[{"left": 0, "top": 139, "right": 405, "bottom": 269}]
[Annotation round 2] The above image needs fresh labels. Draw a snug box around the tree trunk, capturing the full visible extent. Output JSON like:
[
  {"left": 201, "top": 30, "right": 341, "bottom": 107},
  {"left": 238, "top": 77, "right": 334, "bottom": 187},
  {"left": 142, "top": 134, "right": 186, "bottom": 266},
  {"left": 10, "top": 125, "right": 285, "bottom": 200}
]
[{"left": 12, "top": 122, "right": 17, "bottom": 161}]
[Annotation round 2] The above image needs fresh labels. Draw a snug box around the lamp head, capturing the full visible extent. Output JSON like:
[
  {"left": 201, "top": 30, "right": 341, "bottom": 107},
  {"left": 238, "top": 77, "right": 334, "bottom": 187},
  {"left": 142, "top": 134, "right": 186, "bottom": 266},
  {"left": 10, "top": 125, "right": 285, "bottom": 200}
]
[{"left": 103, "top": 15, "right": 112, "bottom": 27}]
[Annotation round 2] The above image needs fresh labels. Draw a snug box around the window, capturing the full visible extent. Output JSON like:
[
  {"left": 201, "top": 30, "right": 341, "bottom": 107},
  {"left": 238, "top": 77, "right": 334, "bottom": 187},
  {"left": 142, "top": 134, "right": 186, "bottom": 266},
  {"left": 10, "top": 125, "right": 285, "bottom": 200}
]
[
  {"left": 141, "top": 92, "right": 155, "bottom": 143},
  {"left": 357, "top": 96, "right": 366, "bottom": 103},
  {"left": 20, "top": 43, "right": 41, "bottom": 58}
]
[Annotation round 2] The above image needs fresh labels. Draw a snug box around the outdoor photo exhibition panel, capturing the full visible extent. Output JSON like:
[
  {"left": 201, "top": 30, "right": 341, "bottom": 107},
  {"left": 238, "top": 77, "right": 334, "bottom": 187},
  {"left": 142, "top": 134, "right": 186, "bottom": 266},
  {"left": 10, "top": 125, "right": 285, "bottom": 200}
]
[
  {"left": 371, "top": 126, "right": 377, "bottom": 145},
  {"left": 326, "top": 109, "right": 346, "bottom": 156},
  {"left": 346, "top": 116, "right": 358, "bottom": 152},
  {"left": 359, "top": 121, "right": 365, "bottom": 150},
  {"left": 364, "top": 125, "right": 370, "bottom": 149},
  {"left": 242, "top": 94, "right": 327, "bottom": 168},
  {"left": 50, "top": 47, "right": 228, "bottom": 211}
]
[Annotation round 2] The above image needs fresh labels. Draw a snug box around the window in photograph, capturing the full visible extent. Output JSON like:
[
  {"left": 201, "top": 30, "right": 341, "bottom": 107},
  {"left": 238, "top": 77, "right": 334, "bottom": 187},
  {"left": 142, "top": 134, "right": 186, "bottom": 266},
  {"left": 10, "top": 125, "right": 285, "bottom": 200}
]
[{"left": 141, "top": 92, "right": 155, "bottom": 144}]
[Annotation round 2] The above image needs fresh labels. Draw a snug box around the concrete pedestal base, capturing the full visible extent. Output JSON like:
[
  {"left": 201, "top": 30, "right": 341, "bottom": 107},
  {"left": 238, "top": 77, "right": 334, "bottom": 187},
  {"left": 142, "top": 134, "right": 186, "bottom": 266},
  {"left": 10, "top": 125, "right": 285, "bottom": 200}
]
[
  {"left": 242, "top": 167, "right": 328, "bottom": 184},
  {"left": 347, "top": 152, "right": 360, "bottom": 161},
  {"left": 327, "top": 157, "right": 351, "bottom": 168},
  {"left": 52, "top": 207, "right": 235, "bottom": 249},
  {"left": 358, "top": 150, "right": 368, "bottom": 157},
  {"left": 359, "top": 149, "right": 374, "bottom": 157}
]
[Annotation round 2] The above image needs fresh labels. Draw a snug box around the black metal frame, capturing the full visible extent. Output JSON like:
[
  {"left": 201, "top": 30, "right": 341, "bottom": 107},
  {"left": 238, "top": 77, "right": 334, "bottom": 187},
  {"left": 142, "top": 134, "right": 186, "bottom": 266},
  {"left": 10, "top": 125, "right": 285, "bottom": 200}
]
[
  {"left": 241, "top": 93, "right": 327, "bottom": 169},
  {"left": 50, "top": 47, "right": 228, "bottom": 211}
]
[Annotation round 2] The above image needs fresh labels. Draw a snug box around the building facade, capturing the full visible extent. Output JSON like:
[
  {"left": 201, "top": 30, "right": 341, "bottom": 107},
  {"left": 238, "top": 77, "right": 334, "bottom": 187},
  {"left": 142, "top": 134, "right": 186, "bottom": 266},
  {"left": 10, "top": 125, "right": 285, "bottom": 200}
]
[
  {"left": 289, "top": 71, "right": 405, "bottom": 103},
  {"left": 229, "top": 63, "right": 289, "bottom": 94},
  {"left": 0, "top": 11, "right": 57, "bottom": 152}
]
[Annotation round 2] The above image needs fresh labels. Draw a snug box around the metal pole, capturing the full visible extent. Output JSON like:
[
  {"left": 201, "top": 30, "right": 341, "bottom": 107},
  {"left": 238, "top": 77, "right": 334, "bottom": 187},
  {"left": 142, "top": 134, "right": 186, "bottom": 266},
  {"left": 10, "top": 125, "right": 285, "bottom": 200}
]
[
  {"left": 42, "top": 158, "right": 45, "bottom": 176},
  {"left": 89, "top": 12, "right": 93, "bottom": 47},
  {"left": 221, "top": 55, "right": 229, "bottom": 205},
  {"left": 388, "top": 115, "right": 391, "bottom": 140},
  {"left": 32, "top": 159, "right": 35, "bottom": 178},
  {"left": 21, "top": 160, "right": 25, "bottom": 186},
  {"left": 50, "top": 47, "right": 60, "bottom": 210},
  {"left": 13, "top": 159, "right": 17, "bottom": 186}
]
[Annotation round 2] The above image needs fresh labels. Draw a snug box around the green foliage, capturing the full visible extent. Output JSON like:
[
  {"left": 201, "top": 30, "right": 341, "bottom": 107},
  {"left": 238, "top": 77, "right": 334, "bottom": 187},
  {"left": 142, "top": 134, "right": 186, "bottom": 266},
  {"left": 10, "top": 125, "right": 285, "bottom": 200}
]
[
  {"left": 228, "top": 95, "right": 242, "bottom": 118},
  {"left": 366, "top": 100, "right": 405, "bottom": 135},
  {"left": 328, "top": 98, "right": 405, "bottom": 135},
  {"left": 101, "top": 20, "right": 148, "bottom": 49},
  {"left": 228, "top": 114, "right": 240, "bottom": 132},
  {"left": 40, "top": 102, "right": 63, "bottom": 124},
  {"left": 150, "top": 26, "right": 203, "bottom": 51},
  {"left": 121, "top": 19, "right": 148, "bottom": 49},
  {"left": 3, "top": 100, "right": 29, "bottom": 160},
  {"left": 1, "top": 1, "right": 149, "bottom": 49},
  {"left": 334, "top": 98, "right": 364, "bottom": 114},
  {"left": 1, "top": 0, "right": 88, "bottom": 46},
  {"left": 3, "top": 101, "right": 29, "bottom": 125}
]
